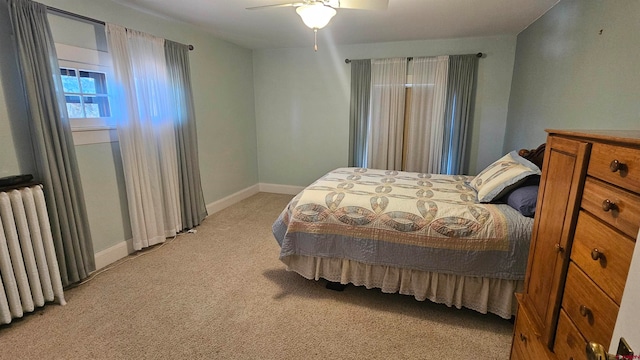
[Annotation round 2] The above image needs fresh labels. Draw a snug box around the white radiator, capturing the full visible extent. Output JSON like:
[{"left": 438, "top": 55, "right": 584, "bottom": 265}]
[{"left": 0, "top": 185, "right": 66, "bottom": 325}]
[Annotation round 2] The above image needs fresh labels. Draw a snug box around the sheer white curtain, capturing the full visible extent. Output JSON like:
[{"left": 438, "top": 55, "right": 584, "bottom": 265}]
[
  {"left": 404, "top": 56, "right": 449, "bottom": 173},
  {"left": 106, "top": 24, "right": 181, "bottom": 250},
  {"left": 367, "top": 58, "right": 407, "bottom": 170}
]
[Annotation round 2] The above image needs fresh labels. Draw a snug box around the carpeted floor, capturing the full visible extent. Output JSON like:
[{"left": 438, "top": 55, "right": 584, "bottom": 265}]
[{"left": 0, "top": 192, "right": 514, "bottom": 359}]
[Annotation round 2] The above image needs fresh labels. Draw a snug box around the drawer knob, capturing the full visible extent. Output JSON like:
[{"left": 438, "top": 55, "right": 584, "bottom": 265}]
[
  {"left": 519, "top": 333, "right": 527, "bottom": 342},
  {"left": 591, "top": 248, "right": 602, "bottom": 260},
  {"left": 586, "top": 341, "right": 618, "bottom": 360},
  {"left": 579, "top": 304, "right": 591, "bottom": 317},
  {"left": 609, "top": 159, "right": 623, "bottom": 173},
  {"left": 554, "top": 243, "right": 564, "bottom": 253},
  {"left": 602, "top": 199, "right": 616, "bottom": 212}
]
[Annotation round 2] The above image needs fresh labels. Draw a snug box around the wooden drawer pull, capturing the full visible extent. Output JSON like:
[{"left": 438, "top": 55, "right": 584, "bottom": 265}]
[
  {"left": 519, "top": 333, "right": 527, "bottom": 342},
  {"left": 609, "top": 159, "right": 623, "bottom": 173},
  {"left": 602, "top": 199, "right": 616, "bottom": 212},
  {"left": 554, "top": 243, "right": 564, "bottom": 253},
  {"left": 579, "top": 304, "right": 591, "bottom": 317},
  {"left": 591, "top": 248, "right": 602, "bottom": 260}
]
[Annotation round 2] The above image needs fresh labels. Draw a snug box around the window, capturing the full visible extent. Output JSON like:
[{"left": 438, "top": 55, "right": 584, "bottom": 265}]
[
  {"left": 57, "top": 57, "right": 115, "bottom": 134},
  {"left": 60, "top": 67, "right": 111, "bottom": 119}
]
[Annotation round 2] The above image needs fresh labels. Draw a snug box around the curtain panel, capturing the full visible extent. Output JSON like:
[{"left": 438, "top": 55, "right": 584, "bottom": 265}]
[
  {"left": 368, "top": 58, "right": 407, "bottom": 171},
  {"left": 348, "top": 59, "right": 371, "bottom": 168},
  {"left": 404, "top": 56, "right": 449, "bottom": 173},
  {"left": 8, "top": 0, "right": 95, "bottom": 285},
  {"left": 441, "top": 55, "right": 479, "bottom": 175},
  {"left": 164, "top": 40, "right": 207, "bottom": 229},
  {"left": 107, "top": 24, "right": 181, "bottom": 250}
]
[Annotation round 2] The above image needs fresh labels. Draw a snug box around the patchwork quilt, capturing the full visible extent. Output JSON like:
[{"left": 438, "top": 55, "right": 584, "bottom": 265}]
[{"left": 272, "top": 168, "right": 533, "bottom": 280}]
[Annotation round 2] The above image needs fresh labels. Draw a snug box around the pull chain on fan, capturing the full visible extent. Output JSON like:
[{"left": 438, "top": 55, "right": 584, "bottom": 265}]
[{"left": 314, "top": 29, "right": 318, "bottom": 51}]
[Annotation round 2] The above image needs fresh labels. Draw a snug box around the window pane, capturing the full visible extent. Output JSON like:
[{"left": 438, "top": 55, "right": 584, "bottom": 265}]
[
  {"left": 80, "top": 76, "right": 96, "bottom": 94},
  {"left": 60, "top": 68, "right": 76, "bottom": 77},
  {"left": 60, "top": 68, "right": 80, "bottom": 93},
  {"left": 79, "top": 71, "right": 107, "bottom": 94},
  {"left": 65, "top": 95, "right": 83, "bottom": 118},
  {"left": 83, "top": 96, "right": 111, "bottom": 118}
]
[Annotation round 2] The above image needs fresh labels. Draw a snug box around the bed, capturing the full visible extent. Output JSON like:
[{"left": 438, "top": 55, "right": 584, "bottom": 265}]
[{"left": 272, "top": 146, "right": 545, "bottom": 319}]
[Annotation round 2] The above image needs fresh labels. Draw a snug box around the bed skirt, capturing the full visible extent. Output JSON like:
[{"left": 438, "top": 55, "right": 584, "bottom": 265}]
[{"left": 281, "top": 255, "right": 523, "bottom": 319}]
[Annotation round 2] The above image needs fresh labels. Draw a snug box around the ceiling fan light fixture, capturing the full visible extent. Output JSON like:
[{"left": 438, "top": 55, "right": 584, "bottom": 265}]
[{"left": 295, "top": 3, "right": 337, "bottom": 30}]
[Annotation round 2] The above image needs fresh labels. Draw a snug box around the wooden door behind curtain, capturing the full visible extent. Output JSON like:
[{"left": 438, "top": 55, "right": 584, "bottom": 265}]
[{"left": 402, "top": 87, "right": 412, "bottom": 169}]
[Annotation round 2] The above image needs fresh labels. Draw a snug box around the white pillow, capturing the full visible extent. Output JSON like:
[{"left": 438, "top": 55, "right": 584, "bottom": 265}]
[{"left": 471, "top": 151, "right": 541, "bottom": 203}]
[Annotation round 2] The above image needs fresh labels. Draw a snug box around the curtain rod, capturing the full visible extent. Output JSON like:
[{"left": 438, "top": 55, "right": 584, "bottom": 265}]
[
  {"left": 46, "top": 6, "right": 194, "bottom": 51},
  {"left": 344, "top": 52, "right": 483, "bottom": 64}
]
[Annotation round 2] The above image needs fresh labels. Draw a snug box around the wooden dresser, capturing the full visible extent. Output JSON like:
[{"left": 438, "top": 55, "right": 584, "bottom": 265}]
[{"left": 510, "top": 130, "right": 640, "bottom": 360}]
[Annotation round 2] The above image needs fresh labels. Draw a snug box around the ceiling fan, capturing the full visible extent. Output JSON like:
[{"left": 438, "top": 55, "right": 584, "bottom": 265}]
[{"left": 247, "top": 0, "right": 389, "bottom": 51}]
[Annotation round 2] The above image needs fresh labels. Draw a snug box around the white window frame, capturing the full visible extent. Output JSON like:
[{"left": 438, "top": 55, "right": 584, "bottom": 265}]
[{"left": 55, "top": 43, "right": 117, "bottom": 145}]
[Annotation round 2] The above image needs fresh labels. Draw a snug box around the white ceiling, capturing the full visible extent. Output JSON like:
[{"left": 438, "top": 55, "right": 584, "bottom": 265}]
[{"left": 111, "top": 0, "right": 560, "bottom": 50}]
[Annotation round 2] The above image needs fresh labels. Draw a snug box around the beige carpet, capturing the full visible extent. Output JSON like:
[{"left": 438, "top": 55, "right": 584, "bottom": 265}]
[{"left": 0, "top": 192, "right": 514, "bottom": 359}]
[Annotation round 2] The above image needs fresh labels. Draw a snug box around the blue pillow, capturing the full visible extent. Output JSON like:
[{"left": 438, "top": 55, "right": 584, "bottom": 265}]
[{"left": 505, "top": 185, "right": 539, "bottom": 217}]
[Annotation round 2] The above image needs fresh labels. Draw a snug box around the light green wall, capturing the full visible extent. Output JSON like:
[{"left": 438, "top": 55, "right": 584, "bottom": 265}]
[
  {"left": 253, "top": 35, "right": 518, "bottom": 186},
  {"left": 0, "top": 0, "right": 257, "bottom": 254},
  {"left": 75, "top": 142, "right": 131, "bottom": 252},
  {"left": 48, "top": 12, "right": 104, "bottom": 50},
  {"left": 504, "top": 0, "right": 640, "bottom": 151}
]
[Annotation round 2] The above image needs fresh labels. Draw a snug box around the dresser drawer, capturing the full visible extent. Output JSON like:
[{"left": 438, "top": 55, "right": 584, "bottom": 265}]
[
  {"left": 588, "top": 142, "right": 640, "bottom": 194},
  {"left": 562, "top": 263, "right": 618, "bottom": 347},
  {"left": 512, "top": 303, "right": 550, "bottom": 360},
  {"left": 554, "top": 309, "right": 587, "bottom": 360},
  {"left": 581, "top": 177, "right": 640, "bottom": 239},
  {"left": 571, "top": 211, "right": 634, "bottom": 304}
]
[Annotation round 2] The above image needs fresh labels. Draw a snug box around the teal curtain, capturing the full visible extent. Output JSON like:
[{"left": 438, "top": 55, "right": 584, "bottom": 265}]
[
  {"left": 348, "top": 59, "right": 371, "bottom": 167},
  {"left": 8, "top": 0, "right": 95, "bottom": 285},
  {"left": 441, "top": 55, "right": 478, "bottom": 175},
  {"left": 164, "top": 40, "right": 207, "bottom": 229}
]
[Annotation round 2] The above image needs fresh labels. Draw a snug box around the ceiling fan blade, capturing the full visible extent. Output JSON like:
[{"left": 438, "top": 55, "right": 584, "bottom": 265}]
[
  {"left": 246, "top": 2, "right": 304, "bottom": 10},
  {"left": 336, "top": 0, "right": 388, "bottom": 10}
]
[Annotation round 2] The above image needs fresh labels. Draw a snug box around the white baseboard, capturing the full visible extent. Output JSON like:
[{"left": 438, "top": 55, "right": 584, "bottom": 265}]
[
  {"left": 93, "top": 182, "right": 298, "bottom": 270},
  {"left": 259, "top": 183, "right": 303, "bottom": 195},
  {"left": 94, "top": 238, "right": 134, "bottom": 270},
  {"left": 205, "top": 184, "right": 260, "bottom": 215}
]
